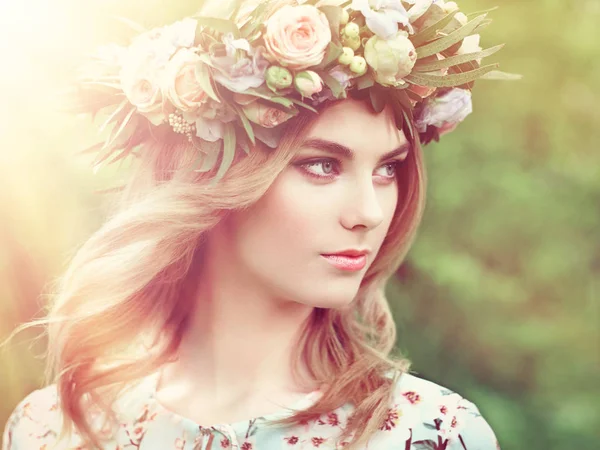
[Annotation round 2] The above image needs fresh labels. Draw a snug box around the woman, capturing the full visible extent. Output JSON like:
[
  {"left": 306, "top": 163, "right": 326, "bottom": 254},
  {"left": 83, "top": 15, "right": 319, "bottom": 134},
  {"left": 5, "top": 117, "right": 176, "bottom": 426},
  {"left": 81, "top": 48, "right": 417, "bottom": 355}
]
[{"left": 2, "top": 1, "right": 515, "bottom": 449}]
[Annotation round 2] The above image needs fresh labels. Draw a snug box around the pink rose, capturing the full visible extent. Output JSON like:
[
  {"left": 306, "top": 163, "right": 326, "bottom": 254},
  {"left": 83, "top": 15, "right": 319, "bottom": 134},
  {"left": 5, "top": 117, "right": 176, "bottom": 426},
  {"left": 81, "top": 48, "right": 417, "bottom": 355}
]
[
  {"left": 162, "top": 48, "right": 208, "bottom": 113},
  {"left": 242, "top": 102, "right": 294, "bottom": 128},
  {"left": 264, "top": 5, "right": 332, "bottom": 70}
]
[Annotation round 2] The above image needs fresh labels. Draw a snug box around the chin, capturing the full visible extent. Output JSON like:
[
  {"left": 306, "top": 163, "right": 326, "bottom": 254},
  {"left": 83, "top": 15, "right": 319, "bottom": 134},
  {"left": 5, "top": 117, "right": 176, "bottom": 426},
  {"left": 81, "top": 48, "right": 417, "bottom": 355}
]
[{"left": 298, "top": 287, "right": 359, "bottom": 309}]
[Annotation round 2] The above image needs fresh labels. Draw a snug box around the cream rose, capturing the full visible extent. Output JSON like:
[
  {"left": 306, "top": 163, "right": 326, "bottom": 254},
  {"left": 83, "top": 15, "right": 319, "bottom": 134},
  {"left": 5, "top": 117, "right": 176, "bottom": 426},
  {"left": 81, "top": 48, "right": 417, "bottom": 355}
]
[
  {"left": 263, "top": 5, "right": 332, "bottom": 70},
  {"left": 242, "top": 103, "right": 294, "bottom": 128},
  {"left": 120, "top": 54, "right": 165, "bottom": 125},
  {"left": 162, "top": 48, "right": 208, "bottom": 113},
  {"left": 364, "top": 31, "right": 417, "bottom": 86}
]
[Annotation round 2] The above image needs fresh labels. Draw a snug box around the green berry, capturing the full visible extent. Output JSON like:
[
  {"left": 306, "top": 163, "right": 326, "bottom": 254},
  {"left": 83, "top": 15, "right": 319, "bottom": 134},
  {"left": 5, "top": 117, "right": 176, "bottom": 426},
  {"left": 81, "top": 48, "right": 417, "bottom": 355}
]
[
  {"left": 265, "top": 65, "right": 293, "bottom": 90},
  {"left": 343, "top": 22, "right": 360, "bottom": 39},
  {"left": 337, "top": 47, "right": 354, "bottom": 65},
  {"left": 349, "top": 55, "right": 367, "bottom": 75},
  {"left": 341, "top": 33, "right": 361, "bottom": 51}
]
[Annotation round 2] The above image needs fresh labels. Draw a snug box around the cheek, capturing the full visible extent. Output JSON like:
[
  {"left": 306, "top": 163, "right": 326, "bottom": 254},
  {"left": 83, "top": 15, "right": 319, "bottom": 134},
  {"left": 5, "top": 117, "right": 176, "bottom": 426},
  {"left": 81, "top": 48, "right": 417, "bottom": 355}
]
[{"left": 233, "top": 172, "right": 332, "bottom": 262}]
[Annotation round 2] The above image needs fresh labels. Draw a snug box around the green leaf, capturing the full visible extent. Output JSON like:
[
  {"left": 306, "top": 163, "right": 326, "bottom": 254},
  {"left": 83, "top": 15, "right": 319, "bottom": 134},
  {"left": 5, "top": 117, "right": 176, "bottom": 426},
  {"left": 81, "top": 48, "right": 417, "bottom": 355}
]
[
  {"left": 479, "top": 70, "right": 523, "bottom": 81},
  {"left": 405, "top": 63, "right": 499, "bottom": 87},
  {"left": 269, "top": 97, "right": 296, "bottom": 109},
  {"left": 319, "top": 5, "right": 343, "bottom": 36},
  {"left": 98, "top": 99, "right": 128, "bottom": 134},
  {"left": 194, "top": 144, "right": 220, "bottom": 173},
  {"left": 410, "top": 10, "right": 458, "bottom": 47},
  {"left": 416, "top": 14, "right": 488, "bottom": 59},
  {"left": 287, "top": 97, "right": 318, "bottom": 113},
  {"left": 237, "top": 132, "right": 251, "bottom": 155},
  {"left": 213, "top": 125, "right": 236, "bottom": 183},
  {"left": 413, "top": 44, "right": 505, "bottom": 72},
  {"left": 321, "top": 73, "right": 345, "bottom": 99},
  {"left": 194, "top": 63, "right": 221, "bottom": 103},
  {"left": 369, "top": 87, "right": 387, "bottom": 113},
  {"left": 233, "top": 104, "right": 256, "bottom": 145},
  {"left": 356, "top": 74, "right": 375, "bottom": 90},
  {"left": 393, "top": 89, "right": 413, "bottom": 112},
  {"left": 314, "top": 41, "right": 344, "bottom": 70},
  {"left": 244, "top": 89, "right": 295, "bottom": 108},
  {"left": 448, "top": 59, "right": 479, "bottom": 89},
  {"left": 196, "top": 52, "right": 218, "bottom": 68},
  {"left": 101, "top": 106, "right": 136, "bottom": 151},
  {"left": 466, "top": 6, "right": 499, "bottom": 17},
  {"left": 193, "top": 16, "right": 241, "bottom": 38},
  {"left": 254, "top": 125, "right": 281, "bottom": 148},
  {"left": 240, "top": 3, "right": 267, "bottom": 38}
]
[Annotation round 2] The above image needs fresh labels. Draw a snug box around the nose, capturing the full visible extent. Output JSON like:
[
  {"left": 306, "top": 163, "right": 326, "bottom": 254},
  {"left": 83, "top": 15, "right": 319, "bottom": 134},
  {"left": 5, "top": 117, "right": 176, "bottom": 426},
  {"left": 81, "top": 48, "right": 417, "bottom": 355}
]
[{"left": 340, "top": 177, "right": 385, "bottom": 231}]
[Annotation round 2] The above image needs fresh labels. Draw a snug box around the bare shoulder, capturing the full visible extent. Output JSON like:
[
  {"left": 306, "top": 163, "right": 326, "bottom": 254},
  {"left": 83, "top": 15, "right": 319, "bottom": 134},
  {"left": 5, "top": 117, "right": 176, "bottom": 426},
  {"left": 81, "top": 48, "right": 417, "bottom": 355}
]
[
  {"left": 2, "top": 385, "right": 62, "bottom": 450},
  {"left": 381, "top": 371, "right": 501, "bottom": 450}
]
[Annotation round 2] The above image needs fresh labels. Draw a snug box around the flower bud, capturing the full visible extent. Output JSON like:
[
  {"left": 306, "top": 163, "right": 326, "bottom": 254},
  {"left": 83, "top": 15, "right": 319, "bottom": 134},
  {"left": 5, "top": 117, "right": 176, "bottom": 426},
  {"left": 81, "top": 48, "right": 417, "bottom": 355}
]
[
  {"left": 265, "top": 65, "right": 293, "bottom": 91},
  {"left": 294, "top": 70, "right": 324, "bottom": 98},
  {"left": 340, "top": 9, "right": 350, "bottom": 26},
  {"left": 349, "top": 56, "right": 367, "bottom": 75},
  {"left": 343, "top": 22, "right": 360, "bottom": 39},
  {"left": 337, "top": 47, "right": 354, "bottom": 65}
]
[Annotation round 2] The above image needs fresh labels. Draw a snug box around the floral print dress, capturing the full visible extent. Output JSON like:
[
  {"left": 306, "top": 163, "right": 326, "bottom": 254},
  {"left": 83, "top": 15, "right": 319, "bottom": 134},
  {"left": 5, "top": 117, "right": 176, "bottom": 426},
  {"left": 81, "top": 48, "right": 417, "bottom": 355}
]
[{"left": 2, "top": 371, "right": 500, "bottom": 450}]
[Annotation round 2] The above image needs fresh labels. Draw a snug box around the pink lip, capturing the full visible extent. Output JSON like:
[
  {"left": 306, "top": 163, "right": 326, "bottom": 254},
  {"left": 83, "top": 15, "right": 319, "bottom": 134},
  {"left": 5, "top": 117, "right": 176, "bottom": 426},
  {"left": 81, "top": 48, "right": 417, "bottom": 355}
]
[{"left": 321, "top": 254, "right": 367, "bottom": 272}]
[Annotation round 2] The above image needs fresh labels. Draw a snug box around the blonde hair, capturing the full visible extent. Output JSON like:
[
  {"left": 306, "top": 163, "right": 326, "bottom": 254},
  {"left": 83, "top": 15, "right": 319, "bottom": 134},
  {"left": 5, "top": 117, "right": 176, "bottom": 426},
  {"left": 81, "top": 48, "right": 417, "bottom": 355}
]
[{"left": 9, "top": 99, "right": 427, "bottom": 450}]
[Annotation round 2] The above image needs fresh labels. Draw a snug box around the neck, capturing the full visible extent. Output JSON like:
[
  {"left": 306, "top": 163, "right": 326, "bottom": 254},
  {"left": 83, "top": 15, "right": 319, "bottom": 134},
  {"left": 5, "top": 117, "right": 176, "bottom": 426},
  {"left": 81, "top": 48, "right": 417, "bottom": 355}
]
[{"left": 159, "top": 233, "right": 317, "bottom": 404}]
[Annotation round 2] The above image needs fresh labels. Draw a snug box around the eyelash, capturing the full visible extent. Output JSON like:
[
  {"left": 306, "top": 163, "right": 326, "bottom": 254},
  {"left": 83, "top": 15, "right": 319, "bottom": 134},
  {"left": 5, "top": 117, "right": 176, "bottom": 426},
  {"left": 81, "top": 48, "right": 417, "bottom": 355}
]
[{"left": 296, "top": 158, "right": 402, "bottom": 182}]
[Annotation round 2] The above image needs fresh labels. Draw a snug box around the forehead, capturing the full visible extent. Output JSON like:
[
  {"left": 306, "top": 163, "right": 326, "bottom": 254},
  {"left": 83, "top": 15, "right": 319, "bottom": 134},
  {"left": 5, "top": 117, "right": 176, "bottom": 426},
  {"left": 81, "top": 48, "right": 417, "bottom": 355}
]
[{"left": 305, "top": 98, "right": 408, "bottom": 156}]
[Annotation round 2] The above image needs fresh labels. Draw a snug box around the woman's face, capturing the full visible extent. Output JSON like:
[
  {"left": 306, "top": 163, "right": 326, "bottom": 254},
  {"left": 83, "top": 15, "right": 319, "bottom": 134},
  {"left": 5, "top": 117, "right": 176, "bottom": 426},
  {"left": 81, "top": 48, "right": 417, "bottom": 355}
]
[{"left": 219, "top": 98, "right": 410, "bottom": 308}]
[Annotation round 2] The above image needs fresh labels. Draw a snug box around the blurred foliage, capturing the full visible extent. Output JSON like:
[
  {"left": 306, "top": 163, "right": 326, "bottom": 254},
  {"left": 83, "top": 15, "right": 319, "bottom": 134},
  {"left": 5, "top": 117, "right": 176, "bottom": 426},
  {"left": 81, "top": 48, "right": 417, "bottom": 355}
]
[{"left": 0, "top": 1, "right": 598, "bottom": 449}]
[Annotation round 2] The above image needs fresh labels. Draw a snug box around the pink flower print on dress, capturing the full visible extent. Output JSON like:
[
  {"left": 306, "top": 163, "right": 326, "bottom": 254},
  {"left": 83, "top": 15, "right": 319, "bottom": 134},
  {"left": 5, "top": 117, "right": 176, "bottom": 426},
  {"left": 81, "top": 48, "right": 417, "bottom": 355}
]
[
  {"left": 402, "top": 390, "right": 422, "bottom": 405},
  {"left": 284, "top": 435, "right": 300, "bottom": 445},
  {"left": 379, "top": 407, "right": 400, "bottom": 431},
  {"left": 310, "top": 436, "right": 327, "bottom": 447},
  {"left": 316, "top": 412, "right": 340, "bottom": 427},
  {"left": 325, "top": 412, "right": 340, "bottom": 427}
]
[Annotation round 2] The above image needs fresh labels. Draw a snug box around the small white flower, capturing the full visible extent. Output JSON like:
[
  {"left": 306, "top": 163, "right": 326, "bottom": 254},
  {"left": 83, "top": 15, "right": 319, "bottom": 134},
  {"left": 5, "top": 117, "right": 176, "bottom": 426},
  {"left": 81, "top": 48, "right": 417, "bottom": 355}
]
[{"left": 351, "top": 0, "right": 413, "bottom": 38}]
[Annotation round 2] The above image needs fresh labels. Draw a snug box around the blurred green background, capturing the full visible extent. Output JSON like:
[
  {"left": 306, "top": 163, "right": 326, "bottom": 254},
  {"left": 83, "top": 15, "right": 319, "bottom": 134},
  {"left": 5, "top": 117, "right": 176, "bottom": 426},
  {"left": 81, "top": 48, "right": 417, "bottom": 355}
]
[{"left": 0, "top": 1, "right": 598, "bottom": 449}]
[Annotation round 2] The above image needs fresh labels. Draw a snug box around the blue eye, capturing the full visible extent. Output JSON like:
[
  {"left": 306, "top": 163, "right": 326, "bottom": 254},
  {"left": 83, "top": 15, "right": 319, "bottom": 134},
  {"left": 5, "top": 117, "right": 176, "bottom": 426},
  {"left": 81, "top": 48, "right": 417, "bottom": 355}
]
[
  {"left": 296, "top": 158, "right": 402, "bottom": 182},
  {"left": 302, "top": 160, "right": 337, "bottom": 176},
  {"left": 374, "top": 162, "right": 398, "bottom": 178}
]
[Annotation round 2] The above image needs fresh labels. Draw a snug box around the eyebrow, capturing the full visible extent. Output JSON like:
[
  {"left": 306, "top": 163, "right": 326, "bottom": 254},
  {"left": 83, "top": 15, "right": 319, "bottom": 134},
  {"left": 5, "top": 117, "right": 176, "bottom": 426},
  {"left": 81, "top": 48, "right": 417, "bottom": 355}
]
[{"left": 299, "top": 138, "right": 411, "bottom": 162}]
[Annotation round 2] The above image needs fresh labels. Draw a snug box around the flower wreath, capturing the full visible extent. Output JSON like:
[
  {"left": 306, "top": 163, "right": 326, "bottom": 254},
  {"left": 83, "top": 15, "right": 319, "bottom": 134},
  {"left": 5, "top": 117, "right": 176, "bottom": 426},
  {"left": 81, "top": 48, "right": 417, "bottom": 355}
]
[{"left": 66, "top": 0, "right": 519, "bottom": 180}]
